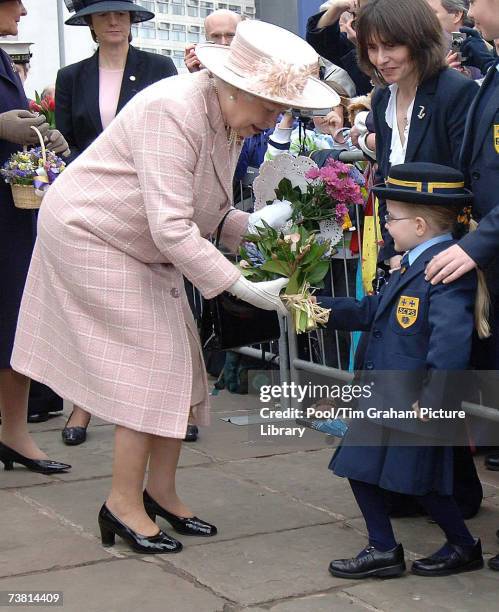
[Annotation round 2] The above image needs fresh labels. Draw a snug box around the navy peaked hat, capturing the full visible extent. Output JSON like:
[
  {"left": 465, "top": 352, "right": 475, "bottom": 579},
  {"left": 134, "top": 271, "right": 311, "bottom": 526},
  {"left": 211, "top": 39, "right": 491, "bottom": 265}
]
[
  {"left": 64, "top": 0, "right": 154, "bottom": 26},
  {"left": 372, "top": 162, "right": 473, "bottom": 205}
]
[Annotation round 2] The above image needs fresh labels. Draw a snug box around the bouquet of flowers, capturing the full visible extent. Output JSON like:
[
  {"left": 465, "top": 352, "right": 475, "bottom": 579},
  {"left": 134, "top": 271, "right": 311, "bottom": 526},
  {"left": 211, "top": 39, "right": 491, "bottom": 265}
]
[
  {"left": 239, "top": 222, "right": 332, "bottom": 334},
  {"left": 29, "top": 91, "right": 56, "bottom": 129},
  {"left": 240, "top": 159, "right": 367, "bottom": 333},
  {"left": 1, "top": 132, "right": 66, "bottom": 209},
  {"left": 273, "top": 159, "right": 367, "bottom": 232}
]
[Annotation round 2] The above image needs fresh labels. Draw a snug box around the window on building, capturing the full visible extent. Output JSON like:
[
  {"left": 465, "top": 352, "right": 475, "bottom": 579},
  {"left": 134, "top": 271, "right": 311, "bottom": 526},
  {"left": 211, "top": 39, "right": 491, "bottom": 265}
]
[
  {"left": 156, "top": 1, "right": 169, "bottom": 13},
  {"left": 187, "top": 25, "right": 201, "bottom": 43},
  {"left": 140, "top": 0, "right": 155, "bottom": 10},
  {"left": 244, "top": 5, "right": 255, "bottom": 17},
  {"left": 229, "top": 4, "right": 241, "bottom": 13},
  {"left": 171, "top": 0, "right": 185, "bottom": 15},
  {"left": 171, "top": 23, "right": 186, "bottom": 42},
  {"left": 140, "top": 47, "right": 157, "bottom": 53},
  {"left": 218, "top": 2, "right": 228, "bottom": 8},
  {"left": 139, "top": 21, "right": 156, "bottom": 39},
  {"left": 160, "top": 48, "right": 172, "bottom": 55},
  {"left": 131, "top": 25, "right": 139, "bottom": 37},
  {"left": 200, "top": 1, "right": 214, "bottom": 18},
  {"left": 172, "top": 50, "right": 185, "bottom": 70},
  {"left": 187, "top": 0, "right": 199, "bottom": 17},
  {"left": 157, "top": 22, "right": 171, "bottom": 40}
]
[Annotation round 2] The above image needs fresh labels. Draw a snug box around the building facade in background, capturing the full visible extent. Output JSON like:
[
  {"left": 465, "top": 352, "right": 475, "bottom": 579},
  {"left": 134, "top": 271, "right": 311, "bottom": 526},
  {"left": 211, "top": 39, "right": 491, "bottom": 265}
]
[
  {"left": 255, "top": 0, "right": 324, "bottom": 37},
  {"left": 132, "top": 0, "right": 256, "bottom": 72},
  {"left": 9, "top": 0, "right": 324, "bottom": 97}
]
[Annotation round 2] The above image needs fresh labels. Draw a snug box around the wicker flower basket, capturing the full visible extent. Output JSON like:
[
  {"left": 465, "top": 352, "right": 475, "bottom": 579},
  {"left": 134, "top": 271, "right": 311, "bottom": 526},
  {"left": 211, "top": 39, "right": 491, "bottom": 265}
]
[
  {"left": 11, "top": 126, "right": 46, "bottom": 210},
  {"left": 11, "top": 183, "right": 43, "bottom": 209}
]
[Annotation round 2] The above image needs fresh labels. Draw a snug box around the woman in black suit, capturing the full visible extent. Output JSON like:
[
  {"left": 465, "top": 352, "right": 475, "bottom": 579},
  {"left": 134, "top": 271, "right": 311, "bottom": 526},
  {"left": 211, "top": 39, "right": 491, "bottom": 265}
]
[
  {"left": 58, "top": 0, "right": 177, "bottom": 444},
  {"left": 356, "top": 0, "right": 478, "bottom": 268}
]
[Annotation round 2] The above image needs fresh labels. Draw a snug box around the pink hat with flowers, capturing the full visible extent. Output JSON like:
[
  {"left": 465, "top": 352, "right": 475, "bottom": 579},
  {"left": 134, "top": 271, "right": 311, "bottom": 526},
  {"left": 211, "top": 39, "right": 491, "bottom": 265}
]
[{"left": 196, "top": 20, "right": 340, "bottom": 111}]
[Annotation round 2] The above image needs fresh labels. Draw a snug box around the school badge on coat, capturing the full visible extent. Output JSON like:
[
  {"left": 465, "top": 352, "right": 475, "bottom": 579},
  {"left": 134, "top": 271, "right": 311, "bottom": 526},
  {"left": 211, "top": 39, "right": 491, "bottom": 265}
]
[
  {"left": 494, "top": 125, "right": 499, "bottom": 154},
  {"left": 396, "top": 296, "right": 419, "bottom": 328}
]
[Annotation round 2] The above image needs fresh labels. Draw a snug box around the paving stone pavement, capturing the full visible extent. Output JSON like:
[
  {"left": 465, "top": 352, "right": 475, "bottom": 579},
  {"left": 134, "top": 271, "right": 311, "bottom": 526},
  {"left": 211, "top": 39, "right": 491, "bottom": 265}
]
[{"left": 1, "top": 393, "right": 498, "bottom": 611}]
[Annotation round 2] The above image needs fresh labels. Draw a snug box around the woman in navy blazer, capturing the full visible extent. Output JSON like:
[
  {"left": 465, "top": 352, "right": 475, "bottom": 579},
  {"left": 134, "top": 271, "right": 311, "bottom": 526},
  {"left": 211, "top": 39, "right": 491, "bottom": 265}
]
[
  {"left": 57, "top": 0, "right": 177, "bottom": 444},
  {"left": 57, "top": 1, "right": 177, "bottom": 163},
  {"left": 355, "top": 0, "right": 478, "bottom": 265},
  {"left": 0, "top": 0, "right": 70, "bottom": 474}
]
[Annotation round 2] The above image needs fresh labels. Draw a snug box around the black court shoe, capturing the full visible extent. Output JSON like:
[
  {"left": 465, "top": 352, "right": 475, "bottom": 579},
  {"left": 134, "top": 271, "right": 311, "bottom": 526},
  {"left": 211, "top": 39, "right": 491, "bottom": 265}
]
[
  {"left": 98, "top": 504, "right": 182, "bottom": 554},
  {"left": 329, "top": 544, "right": 406, "bottom": 579},
  {"left": 61, "top": 411, "right": 89, "bottom": 446},
  {"left": 0, "top": 441, "right": 71, "bottom": 474},
  {"left": 184, "top": 424, "right": 198, "bottom": 442},
  {"left": 411, "top": 539, "right": 483, "bottom": 577},
  {"left": 143, "top": 489, "right": 217, "bottom": 537}
]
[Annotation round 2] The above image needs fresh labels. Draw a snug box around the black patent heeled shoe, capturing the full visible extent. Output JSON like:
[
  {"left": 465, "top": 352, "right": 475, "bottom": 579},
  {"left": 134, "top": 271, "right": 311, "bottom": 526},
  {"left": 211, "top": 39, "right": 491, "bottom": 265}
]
[
  {"left": 98, "top": 504, "right": 182, "bottom": 554},
  {"left": 183, "top": 424, "right": 198, "bottom": 442},
  {"left": 143, "top": 489, "right": 217, "bottom": 537},
  {"left": 0, "top": 441, "right": 71, "bottom": 474},
  {"left": 61, "top": 410, "right": 90, "bottom": 446}
]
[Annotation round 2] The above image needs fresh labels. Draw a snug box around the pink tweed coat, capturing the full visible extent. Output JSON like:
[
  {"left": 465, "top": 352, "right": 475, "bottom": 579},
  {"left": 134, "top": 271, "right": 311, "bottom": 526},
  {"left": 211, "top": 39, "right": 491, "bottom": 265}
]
[{"left": 11, "top": 71, "right": 249, "bottom": 438}]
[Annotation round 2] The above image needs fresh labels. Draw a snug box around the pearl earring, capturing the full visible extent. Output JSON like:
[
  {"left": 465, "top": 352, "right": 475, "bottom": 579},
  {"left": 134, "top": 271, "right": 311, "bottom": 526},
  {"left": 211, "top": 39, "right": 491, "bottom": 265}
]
[{"left": 229, "top": 94, "right": 235, "bottom": 101}]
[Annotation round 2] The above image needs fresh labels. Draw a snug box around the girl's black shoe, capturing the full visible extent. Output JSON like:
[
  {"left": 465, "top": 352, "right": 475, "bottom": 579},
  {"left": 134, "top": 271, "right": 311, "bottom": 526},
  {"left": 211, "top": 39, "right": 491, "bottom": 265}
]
[
  {"left": 329, "top": 544, "right": 406, "bottom": 579},
  {"left": 98, "top": 504, "right": 182, "bottom": 554},
  {"left": 143, "top": 489, "right": 217, "bottom": 537},
  {"left": 411, "top": 540, "right": 483, "bottom": 576},
  {"left": 0, "top": 441, "right": 71, "bottom": 474}
]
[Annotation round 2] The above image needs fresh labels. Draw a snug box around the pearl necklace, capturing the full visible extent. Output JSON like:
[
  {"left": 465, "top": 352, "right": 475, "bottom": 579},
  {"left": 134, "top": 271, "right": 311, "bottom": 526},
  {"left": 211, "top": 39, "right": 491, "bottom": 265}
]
[{"left": 210, "top": 79, "right": 240, "bottom": 145}]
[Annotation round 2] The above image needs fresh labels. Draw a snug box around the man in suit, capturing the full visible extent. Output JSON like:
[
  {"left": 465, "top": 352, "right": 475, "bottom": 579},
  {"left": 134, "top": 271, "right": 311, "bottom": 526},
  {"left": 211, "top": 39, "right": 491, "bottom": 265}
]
[
  {"left": 425, "top": 0, "right": 499, "bottom": 571},
  {"left": 184, "top": 9, "right": 242, "bottom": 73}
]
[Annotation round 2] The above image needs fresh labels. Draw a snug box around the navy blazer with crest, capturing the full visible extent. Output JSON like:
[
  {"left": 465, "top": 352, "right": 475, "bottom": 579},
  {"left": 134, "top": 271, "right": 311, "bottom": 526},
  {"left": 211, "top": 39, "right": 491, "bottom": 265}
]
[
  {"left": 320, "top": 239, "right": 477, "bottom": 441},
  {"left": 372, "top": 68, "right": 478, "bottom": 261},
  {"left": 459, "top": 61, "right": 499, "bottom": 292},
  {"left": 55, "top": 45, "right": 177, "bottom": 161}
]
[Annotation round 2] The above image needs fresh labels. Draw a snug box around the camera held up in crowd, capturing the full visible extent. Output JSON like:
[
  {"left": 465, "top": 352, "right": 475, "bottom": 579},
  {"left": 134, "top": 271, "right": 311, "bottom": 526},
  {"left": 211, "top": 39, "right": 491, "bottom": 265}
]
[{"left": 451, "top": 31, "right": 468, "bottom": 65}]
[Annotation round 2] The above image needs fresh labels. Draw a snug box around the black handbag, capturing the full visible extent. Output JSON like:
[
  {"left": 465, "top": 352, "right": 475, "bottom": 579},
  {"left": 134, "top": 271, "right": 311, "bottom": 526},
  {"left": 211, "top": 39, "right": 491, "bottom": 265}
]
[{"left": 200, "top": 211, "right": 281, "bottom": 351}]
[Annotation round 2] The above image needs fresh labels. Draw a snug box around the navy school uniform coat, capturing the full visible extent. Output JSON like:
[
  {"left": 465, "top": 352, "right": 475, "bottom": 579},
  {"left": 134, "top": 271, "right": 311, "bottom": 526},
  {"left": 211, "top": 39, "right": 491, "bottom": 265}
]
[
  {"left": 0, "top": 48, "right": 37, "bottom": 368},
  {"left": 320, "top": 240, "right": 477, "bottom": 495},
  {"left": 55, "top": 45, "right": 177, "bottom": 161},
  {"left": 373, "top": 68, "right": 478, "bottom": 261},
  {"left": 459, "top": 60, "right": 499, "bottom": 296}
]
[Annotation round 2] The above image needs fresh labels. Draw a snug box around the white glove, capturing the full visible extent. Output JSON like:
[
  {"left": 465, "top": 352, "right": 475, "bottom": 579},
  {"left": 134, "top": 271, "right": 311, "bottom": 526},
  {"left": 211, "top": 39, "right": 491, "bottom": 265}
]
[
  {"left": 228, "top": 276, "right": 288, "bottom": 316},
  {"left": 247, "top": 200, "right": 293, "bottom": 234}
]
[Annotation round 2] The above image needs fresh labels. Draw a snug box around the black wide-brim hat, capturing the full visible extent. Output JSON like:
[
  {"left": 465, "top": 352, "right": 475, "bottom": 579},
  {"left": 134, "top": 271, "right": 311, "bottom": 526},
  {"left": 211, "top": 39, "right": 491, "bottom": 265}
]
[
  {"left": 372, "top": 162, "right": 473, "bottom": 205},
  {"left": 64, "top": 0, "right": 154, "bottom": 26}
]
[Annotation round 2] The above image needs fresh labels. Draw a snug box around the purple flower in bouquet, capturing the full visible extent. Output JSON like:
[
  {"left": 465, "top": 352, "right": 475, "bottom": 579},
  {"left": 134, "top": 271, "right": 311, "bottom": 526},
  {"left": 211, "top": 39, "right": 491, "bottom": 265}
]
[{"left": 242, "top": 241, "right": 266, "bottom": 268}]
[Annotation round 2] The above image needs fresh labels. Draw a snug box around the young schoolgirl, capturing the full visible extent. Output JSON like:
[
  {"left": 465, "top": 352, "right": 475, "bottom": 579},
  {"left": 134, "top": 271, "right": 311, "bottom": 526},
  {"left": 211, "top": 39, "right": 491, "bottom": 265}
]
[{"left": 319, "top": 162, "right": 489, "bottom": 579}]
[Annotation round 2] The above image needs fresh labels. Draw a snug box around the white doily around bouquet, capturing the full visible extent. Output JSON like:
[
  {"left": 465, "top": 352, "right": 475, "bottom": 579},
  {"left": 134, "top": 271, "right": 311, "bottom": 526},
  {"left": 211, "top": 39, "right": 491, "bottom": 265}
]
[
  {"left": 319, "top": 218, "right": 344, "bottom": 255},
  {"left": 253, "top": 153, "right": 345, "bottom": 256},
  {"left": 253, "top": 154, "right": 317, "bottom": 211}
]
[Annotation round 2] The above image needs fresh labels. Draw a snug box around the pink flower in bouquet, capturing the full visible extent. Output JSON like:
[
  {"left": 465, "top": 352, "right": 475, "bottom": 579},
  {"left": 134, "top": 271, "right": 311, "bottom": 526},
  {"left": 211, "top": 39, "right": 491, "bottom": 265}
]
[{"left": 304, "top": 159, "right": 365, "bottom": 225}]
